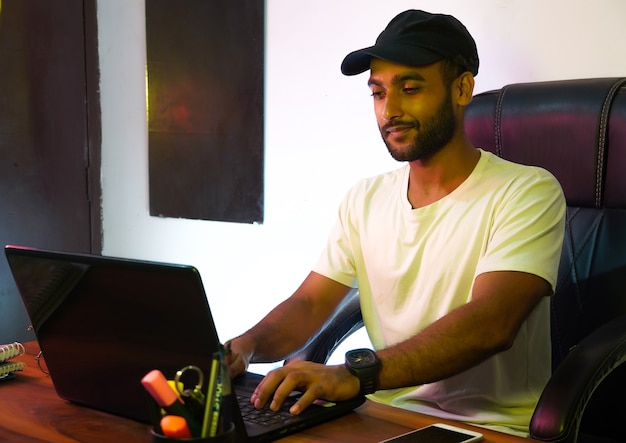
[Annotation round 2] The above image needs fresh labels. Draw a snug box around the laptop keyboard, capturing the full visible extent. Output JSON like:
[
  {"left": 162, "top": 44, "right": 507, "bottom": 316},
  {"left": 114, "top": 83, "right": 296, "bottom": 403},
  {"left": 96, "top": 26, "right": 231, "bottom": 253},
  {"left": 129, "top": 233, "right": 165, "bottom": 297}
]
[{"left": 237, "top": 394, "right": 297, "bottom": 426}]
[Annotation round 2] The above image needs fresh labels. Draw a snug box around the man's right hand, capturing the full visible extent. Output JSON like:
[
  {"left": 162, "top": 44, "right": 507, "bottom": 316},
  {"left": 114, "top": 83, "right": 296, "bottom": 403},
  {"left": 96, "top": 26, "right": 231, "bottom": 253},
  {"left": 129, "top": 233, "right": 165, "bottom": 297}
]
[{"left": 225, "top": 337, "right": 252, "bottom": 379}]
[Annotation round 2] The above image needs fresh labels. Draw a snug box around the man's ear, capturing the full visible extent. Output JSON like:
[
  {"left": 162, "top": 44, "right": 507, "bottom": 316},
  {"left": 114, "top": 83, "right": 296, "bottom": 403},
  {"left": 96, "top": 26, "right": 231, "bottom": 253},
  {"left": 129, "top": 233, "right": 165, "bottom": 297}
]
[{"left": 456, "top": 72, "right": 475, "bottom": 106}]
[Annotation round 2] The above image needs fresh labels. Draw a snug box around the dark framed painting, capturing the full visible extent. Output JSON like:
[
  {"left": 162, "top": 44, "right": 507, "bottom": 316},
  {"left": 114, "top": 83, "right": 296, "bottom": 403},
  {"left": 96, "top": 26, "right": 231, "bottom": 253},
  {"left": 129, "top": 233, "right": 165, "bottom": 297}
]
[{"left": 146, "top": 0, "right": 265, "bottom": 223}]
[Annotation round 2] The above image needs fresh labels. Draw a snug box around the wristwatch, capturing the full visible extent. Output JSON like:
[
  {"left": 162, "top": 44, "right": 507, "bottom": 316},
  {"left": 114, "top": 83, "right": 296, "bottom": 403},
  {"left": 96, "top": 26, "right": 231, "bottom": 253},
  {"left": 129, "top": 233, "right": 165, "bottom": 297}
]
[{"left": 344, "top": 348, "right": 380, "bottom": 395}]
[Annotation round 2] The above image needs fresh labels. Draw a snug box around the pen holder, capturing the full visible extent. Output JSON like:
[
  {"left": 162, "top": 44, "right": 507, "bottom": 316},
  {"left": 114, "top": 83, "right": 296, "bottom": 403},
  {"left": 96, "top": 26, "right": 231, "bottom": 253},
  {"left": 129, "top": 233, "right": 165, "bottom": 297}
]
[{"left": 151, "top": 423, "right": 236, "bottom": 443}]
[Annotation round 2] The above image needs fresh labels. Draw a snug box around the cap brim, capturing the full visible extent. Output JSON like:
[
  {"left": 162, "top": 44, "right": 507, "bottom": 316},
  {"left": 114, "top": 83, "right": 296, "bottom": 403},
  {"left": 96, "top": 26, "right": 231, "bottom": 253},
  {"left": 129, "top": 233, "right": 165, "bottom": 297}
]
[{"left": 341, "top": 44, "right": 443, "bottom": 76}]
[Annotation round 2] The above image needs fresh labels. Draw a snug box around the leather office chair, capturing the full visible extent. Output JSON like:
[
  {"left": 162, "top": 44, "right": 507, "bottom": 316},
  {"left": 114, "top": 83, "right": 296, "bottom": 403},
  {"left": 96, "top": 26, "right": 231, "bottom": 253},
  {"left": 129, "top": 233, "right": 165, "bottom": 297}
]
[{"left": 287, "top": 78, "right": 626, "bottom": 443}]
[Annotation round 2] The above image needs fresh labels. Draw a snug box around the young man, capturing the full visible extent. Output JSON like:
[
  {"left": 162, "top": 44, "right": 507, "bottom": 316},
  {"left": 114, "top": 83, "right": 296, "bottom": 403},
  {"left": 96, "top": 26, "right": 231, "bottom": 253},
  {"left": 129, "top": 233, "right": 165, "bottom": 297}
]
[{"left": 228, "top": 10, "right": 565, "bottom": 436}]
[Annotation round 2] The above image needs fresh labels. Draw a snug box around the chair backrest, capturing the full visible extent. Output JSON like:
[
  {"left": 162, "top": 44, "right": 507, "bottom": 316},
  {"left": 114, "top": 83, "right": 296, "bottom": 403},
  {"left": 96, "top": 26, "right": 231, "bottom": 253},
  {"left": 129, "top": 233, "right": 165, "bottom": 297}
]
[{"left": 465, "top": 77, "right": 626, "bottom": 440}]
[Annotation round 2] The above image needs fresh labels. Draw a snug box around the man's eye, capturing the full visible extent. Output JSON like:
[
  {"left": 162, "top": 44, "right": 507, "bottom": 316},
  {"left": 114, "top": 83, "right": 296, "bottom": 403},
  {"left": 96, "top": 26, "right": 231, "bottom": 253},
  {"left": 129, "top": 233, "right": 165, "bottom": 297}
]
[
  {"left": 403, "top": 87, "right": 420, "bottom": 94},
  {"left": 370, "top": 91, "right": 385, "bottom": 99}
]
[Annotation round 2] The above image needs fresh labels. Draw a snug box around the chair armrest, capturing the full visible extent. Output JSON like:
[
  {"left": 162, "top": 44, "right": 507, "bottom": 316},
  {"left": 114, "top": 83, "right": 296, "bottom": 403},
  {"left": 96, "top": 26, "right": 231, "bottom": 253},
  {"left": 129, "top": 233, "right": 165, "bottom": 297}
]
[
  {"left": 529, "top": 315, "right": 626, "bottom": 442},
  {"left": 285, "top": 288, "right": 363, "bottom": 364}
]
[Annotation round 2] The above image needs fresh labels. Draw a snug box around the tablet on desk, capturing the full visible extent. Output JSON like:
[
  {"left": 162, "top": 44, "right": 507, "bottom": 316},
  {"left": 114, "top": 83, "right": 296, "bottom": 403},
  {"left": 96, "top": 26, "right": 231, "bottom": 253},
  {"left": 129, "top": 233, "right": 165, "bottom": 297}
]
[{"left": 380, "top": 423, "right": 484, "bottom": 442}]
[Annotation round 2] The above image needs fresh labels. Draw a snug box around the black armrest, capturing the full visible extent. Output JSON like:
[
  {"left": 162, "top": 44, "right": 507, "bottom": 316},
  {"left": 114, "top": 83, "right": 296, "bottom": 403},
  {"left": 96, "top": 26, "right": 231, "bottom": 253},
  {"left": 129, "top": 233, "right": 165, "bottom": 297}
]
[
  {"left": 285, "top": 288, "right": 363, "bottom": 364},
  {"left": 529, "top": 315, "right": 626, "bottom": 442}
]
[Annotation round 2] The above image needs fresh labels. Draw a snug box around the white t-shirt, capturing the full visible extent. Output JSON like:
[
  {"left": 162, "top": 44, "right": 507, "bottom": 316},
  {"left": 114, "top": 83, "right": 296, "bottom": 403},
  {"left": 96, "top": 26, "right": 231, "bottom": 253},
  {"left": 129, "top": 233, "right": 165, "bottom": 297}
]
[{"left": 313, "top": 150, "right": 566, "bottom": 435}]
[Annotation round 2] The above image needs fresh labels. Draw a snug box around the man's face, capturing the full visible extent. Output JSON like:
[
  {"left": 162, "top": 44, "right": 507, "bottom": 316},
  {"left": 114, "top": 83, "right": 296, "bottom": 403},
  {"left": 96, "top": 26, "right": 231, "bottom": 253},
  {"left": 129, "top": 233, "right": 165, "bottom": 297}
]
[{"left": 368, "top": 59, "right": 457, "bottom": 162}]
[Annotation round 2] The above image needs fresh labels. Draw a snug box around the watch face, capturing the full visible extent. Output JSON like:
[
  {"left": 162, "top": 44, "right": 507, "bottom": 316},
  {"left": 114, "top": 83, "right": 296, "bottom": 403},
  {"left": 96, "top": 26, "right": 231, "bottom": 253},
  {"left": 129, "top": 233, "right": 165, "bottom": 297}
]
[{"left": 347, "top": 349, "right": 377, "bottom": 367}]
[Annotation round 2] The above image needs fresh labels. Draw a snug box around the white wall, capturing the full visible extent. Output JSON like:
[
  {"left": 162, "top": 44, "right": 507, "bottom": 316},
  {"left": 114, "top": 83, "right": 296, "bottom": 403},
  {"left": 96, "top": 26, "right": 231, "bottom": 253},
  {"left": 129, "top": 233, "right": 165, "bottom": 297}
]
[{"left": 97, "top": 0, "right": 626, "bottom": 351}]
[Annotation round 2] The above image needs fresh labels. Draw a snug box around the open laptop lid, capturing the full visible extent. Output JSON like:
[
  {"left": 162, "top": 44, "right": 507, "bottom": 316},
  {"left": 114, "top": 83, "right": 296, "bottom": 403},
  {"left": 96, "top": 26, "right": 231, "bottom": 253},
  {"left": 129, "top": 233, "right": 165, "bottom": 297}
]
[{"left": 4, "top": 245, "right": 221, "bottom": 423}]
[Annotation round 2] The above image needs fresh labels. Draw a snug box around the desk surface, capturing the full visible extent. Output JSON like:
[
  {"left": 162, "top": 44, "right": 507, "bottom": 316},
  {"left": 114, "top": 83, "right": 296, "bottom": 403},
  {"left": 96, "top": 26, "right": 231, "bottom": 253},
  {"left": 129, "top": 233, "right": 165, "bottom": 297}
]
[{"left": 0, "top": 342, "right": 534, "bottom": 442}]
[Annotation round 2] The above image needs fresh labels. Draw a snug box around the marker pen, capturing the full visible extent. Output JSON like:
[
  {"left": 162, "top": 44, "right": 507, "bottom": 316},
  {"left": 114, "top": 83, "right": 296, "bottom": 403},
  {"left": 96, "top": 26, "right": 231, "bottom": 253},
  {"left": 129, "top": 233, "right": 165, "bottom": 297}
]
[
  {"left": 160, "top": 415, "right": 193, "bottom": 439},
  {"left": 141, "top": 369, "right": 202, "bottom": 437}
]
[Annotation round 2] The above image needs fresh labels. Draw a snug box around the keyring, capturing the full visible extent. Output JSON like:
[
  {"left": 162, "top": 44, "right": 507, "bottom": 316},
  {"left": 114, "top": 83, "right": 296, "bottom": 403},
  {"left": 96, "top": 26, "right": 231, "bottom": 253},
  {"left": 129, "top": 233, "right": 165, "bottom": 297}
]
[{"left": 174, "top": 365, "right": 204, "bottom": 396}]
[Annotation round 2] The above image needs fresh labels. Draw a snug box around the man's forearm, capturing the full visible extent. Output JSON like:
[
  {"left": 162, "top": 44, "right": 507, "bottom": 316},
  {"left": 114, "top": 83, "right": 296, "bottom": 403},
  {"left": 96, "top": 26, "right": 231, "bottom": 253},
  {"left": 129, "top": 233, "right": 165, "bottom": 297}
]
[
  {"left": 375, "top": 302, "right": 505, "bottom": 390},
  {"left": 236, "top": 272, "right": 353, "bottom": 364},
  {"left": 375, "top": 271, "right": 551, "bottom": 390},
  {"left": 240, "top": 296, "right": 330, "bottom": 363}
]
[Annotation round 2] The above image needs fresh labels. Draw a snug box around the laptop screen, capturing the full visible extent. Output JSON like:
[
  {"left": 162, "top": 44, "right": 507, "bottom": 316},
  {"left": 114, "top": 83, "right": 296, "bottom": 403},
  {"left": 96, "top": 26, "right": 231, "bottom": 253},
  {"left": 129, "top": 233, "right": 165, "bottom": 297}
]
[{"left": 5, "top": 245, "right": 221, "bottom": 423}]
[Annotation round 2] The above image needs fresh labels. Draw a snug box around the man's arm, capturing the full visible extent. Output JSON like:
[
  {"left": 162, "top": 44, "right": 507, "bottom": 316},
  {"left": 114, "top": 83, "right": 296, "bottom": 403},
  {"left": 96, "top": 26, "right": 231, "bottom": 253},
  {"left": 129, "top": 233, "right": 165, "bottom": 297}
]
[
  {"left": 375, "top": 270, "right": 551, "bottom": 389},
  {"left": 249, "top": 270, "right": 551, "bottom": 415},
  {"left": 227, "top": 271, "right": 352, "bottom": 377}
]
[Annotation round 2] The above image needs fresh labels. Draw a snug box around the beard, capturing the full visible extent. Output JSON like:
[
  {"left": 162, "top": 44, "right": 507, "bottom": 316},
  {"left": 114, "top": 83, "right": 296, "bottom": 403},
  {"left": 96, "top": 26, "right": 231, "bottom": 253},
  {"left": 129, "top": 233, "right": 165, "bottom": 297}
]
[{"left": 380, "top": 90, "right": 457, "bottom": 162}]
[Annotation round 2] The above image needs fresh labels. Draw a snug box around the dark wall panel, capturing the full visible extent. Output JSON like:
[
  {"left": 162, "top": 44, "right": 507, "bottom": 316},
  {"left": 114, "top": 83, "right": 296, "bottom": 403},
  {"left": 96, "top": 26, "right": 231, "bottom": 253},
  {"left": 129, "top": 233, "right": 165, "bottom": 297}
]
[
  {"left": 146, "top": 0, "right": 265, "bottom": 224},
  {"left": 0, "top": 0, "right": 98, "bottom": 343}
]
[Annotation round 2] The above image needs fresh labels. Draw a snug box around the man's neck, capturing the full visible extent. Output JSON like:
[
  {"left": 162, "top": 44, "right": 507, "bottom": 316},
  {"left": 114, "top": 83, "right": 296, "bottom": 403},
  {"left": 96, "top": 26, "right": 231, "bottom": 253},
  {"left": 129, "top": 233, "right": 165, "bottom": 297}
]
[{"left": 406, "top": 144, "right": 480, "bottom": 209}]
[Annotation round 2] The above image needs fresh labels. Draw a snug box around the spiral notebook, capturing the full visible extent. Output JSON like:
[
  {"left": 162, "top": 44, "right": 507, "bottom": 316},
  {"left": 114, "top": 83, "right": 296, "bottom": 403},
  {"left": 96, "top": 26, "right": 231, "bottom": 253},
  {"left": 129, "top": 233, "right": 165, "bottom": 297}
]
[
  {"left": 0, "top": 342, "right": 26, "bottom": 381},
  {"left": 5, "top": 245, "right": 364, "bottom": 442}
]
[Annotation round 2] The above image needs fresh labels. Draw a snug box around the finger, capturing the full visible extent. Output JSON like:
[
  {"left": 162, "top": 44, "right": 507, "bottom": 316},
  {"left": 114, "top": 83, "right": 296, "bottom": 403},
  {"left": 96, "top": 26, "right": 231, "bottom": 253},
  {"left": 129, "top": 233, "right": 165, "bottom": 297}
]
[
  {"left": 288, "top": 385, "right": 321, "bottom": 415},
  {"left": 251, "top": 369, "right": 286, "bottom": 409},
  {"left": 268, "top": 374, "right": 302, "bottom": 411},
  {"left": 223, "top": 340, "right": 233, "bottom": 364},
  {"left": 226, "top": 353, "right": 247, "bottom": 378}
]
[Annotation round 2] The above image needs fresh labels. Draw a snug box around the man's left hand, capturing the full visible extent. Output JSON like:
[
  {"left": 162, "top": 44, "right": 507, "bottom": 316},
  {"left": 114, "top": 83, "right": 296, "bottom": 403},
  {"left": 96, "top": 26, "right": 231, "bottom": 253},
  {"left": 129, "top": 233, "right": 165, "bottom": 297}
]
[{"left": 250, "top": 360, "right": 360, "bottom": 415}]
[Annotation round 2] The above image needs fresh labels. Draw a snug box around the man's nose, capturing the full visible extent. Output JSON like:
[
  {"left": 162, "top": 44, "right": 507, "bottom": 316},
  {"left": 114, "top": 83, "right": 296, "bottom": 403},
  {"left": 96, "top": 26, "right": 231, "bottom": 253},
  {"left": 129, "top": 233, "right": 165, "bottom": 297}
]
[{"left": 381, "top": 94, "right": 402, "bottom": 122}]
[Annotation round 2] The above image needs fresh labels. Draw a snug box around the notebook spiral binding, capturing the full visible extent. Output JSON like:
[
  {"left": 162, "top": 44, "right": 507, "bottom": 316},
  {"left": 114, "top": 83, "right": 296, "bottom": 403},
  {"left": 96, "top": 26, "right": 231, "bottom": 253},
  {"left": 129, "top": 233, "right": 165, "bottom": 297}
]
[
  {"left": 0, "top": 342, "right": 25, "bottom": 362},
  {"left": 0, "top": 342, "right": 26, "bottom": 381}
]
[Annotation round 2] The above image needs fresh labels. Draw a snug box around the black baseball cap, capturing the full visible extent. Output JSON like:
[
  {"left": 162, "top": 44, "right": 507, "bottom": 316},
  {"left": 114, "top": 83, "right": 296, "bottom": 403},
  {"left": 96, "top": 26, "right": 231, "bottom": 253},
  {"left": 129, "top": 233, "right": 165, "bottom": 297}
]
[{"left": 341, "top": 10, "right": 479, "bottom": 77}]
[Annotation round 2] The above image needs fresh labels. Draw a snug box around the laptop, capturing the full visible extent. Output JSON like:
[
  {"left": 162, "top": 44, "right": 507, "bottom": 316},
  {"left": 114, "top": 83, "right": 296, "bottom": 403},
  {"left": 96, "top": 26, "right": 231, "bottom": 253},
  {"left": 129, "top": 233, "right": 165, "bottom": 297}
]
[{"left": 4, "top": 245, "right": 365, "bottom": 442}]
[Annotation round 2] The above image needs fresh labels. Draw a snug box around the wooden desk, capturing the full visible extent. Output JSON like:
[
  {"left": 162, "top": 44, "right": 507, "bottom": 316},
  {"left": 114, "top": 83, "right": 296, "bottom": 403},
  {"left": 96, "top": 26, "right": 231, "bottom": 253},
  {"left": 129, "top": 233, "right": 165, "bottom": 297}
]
[{"left": 0, "top": 342, "right": 534, "bottom": 442}]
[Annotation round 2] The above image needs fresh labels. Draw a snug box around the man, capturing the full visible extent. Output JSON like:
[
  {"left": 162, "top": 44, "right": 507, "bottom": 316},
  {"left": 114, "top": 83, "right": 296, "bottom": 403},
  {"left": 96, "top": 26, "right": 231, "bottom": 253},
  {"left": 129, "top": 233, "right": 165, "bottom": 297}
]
[{"left": 228, "top": 10, "right": 565, "bottom": 436}]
